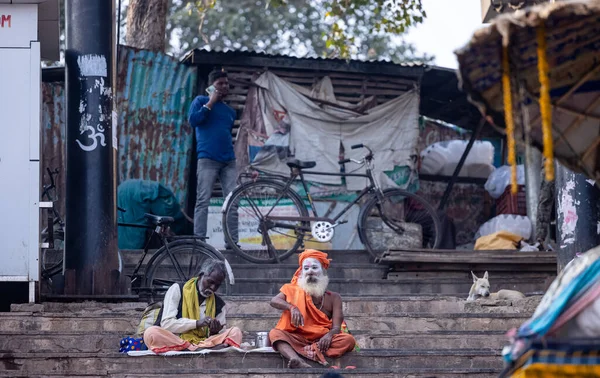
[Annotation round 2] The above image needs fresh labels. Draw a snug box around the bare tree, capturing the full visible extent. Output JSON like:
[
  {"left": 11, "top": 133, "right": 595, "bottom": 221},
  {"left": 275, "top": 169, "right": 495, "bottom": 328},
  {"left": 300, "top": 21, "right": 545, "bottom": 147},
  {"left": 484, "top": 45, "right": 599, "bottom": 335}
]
[{"left": 125, "top": 0, "right": 169, "bottom": 52}]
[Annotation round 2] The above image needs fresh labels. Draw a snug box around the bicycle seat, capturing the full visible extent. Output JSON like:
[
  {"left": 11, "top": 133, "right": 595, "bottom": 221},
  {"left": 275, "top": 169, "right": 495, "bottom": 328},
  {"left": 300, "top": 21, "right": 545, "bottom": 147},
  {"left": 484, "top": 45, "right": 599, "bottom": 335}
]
[
  {"left": 144, "top": 213, "right": 175, "bottom": 226},
  {"left": 286, "top": 159, "right": 316, "bottom": 169}
]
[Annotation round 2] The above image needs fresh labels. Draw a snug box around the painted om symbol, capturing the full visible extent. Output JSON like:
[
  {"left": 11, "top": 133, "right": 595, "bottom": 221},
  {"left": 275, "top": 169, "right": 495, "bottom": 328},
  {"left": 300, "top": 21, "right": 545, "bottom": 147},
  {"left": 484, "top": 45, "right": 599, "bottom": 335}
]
[{"left": 76, "top": 125, "right": 106, "bottom": 152}]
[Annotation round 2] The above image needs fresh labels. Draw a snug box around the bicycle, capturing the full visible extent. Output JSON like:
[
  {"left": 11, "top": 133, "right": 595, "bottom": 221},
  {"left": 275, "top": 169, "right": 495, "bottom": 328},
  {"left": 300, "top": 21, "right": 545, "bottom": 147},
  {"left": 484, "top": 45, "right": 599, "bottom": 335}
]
[
  {"left": 123, "top": 215, "right": 234, "bottom": 300},
  {"left": 39, "top": 170, "right": 233, "bottom": 300},
  {"left": 40, "top": 168, "right": 65, "bottom": 279},
  {"left": 221, "top": 144, "right": 442, "bottom": 263}
]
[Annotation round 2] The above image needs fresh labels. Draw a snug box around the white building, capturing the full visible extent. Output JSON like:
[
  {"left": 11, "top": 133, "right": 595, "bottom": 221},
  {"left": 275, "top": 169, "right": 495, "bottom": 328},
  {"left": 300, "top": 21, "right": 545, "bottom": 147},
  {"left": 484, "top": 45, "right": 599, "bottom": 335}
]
[{"left": 0, "top": 0, "right": 58, "bottom": 303}]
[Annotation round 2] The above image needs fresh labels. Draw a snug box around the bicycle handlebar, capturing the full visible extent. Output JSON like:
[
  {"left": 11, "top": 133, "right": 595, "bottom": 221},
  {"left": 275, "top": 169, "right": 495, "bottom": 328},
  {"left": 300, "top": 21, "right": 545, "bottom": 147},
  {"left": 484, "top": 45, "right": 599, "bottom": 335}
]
[
  {"left": 342, "top": 144, "right": 374, "bottom": 165},
  {"left": 45, "top": 167, "right": 60, "bottom": 189}
]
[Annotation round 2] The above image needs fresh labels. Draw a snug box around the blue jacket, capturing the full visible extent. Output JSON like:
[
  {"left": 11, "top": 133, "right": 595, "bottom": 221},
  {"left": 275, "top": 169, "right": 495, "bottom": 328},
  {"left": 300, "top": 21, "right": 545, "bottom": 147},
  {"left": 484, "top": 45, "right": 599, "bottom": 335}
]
[{"left": 188, "top": 95, "right": 236, "bottom": 162}]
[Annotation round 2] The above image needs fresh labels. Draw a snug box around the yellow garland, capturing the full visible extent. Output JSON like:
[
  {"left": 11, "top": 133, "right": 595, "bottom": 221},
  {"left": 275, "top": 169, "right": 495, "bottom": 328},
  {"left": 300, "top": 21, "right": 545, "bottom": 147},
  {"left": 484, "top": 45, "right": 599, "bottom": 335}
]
[
  {"left": 536, "top": 24, "right": 555, "bottom": 181},
  {"left": 502, "top": 44, "right": 518, "bottom": 195}
]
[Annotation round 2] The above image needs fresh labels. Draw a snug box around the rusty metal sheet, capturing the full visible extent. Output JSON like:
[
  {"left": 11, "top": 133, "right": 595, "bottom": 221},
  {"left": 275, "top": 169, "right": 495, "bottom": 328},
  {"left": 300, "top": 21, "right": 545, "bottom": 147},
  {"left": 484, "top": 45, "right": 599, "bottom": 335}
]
[
  {"left": 116, "top": 46, "right": 198, "bottom": 205},
  {"left": 41, "top": 82, "right": 66, "bottom": 217}
]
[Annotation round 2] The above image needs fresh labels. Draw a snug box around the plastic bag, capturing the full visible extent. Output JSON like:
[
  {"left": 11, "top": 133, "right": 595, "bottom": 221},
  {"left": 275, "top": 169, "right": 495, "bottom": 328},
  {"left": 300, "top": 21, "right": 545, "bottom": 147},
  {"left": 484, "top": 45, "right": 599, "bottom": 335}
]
[
  {"left": 484, "top": 165, "right": 525, "bottom": 199},
  {"left": 475, "top": 214, "right": 532, "bottom": 240},
  {"left": 420, "top": 140, "right": 495, "bottom": 178}
]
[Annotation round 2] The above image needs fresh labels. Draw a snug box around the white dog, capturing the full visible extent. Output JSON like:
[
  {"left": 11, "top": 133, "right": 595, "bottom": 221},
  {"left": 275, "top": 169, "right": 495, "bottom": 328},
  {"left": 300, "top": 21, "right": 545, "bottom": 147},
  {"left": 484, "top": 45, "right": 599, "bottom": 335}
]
[{"left": 467, "top": 271, "right": 526, "bottom": 302}]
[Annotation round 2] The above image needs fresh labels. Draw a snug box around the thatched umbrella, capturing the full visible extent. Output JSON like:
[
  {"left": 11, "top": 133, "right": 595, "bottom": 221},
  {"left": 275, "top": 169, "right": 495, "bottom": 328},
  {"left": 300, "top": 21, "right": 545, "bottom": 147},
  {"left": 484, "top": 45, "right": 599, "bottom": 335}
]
[{"left": 456, "top": 0, "right": 600, "bottom": 189}]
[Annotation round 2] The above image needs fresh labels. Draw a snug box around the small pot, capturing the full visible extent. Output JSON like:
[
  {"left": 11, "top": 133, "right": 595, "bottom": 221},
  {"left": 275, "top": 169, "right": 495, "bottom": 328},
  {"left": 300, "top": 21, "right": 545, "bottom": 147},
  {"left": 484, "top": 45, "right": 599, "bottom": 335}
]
[{"left": 255, "top": 332, "right": 271, "bottom": 348}]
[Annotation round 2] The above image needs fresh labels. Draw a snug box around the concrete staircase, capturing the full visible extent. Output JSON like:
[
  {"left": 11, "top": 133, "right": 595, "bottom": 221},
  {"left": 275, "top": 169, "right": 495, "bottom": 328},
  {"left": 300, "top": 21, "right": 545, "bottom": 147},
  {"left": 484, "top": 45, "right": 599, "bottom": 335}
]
[{"left": 0, "top": 249, "right": 547, "bottom": 377}]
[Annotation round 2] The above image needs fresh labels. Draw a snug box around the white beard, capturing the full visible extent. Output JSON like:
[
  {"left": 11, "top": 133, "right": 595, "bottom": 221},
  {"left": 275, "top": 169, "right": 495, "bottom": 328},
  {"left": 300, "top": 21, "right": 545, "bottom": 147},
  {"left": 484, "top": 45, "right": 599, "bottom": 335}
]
[{"left": 298, "top": 274, "right": 329, "bottom": 298}]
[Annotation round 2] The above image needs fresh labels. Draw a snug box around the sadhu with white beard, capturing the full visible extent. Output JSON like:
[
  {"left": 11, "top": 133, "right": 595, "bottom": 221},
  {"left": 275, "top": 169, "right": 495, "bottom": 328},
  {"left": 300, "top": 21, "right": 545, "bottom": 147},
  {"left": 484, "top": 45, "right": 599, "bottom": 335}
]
[{"left": 269, "top": 249, "right": 356, "bottom": 368}]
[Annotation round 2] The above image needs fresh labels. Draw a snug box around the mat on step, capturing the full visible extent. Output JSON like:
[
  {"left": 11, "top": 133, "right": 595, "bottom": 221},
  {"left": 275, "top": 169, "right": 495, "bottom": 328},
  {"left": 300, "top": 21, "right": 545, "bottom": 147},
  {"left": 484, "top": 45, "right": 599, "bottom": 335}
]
[{"left": 127, "top": 346, "right": 275, "bottom": 356}]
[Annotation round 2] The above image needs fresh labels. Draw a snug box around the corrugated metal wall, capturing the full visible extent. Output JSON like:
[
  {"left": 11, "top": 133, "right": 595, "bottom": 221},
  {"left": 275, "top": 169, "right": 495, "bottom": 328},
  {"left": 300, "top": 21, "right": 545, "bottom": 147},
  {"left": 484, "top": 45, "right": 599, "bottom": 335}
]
[
  {"left": 116, "top": 46, "right": 197, "bottom": 204},
  {"left": 41, "top": 46, "right": 197, "bottom": 215}
]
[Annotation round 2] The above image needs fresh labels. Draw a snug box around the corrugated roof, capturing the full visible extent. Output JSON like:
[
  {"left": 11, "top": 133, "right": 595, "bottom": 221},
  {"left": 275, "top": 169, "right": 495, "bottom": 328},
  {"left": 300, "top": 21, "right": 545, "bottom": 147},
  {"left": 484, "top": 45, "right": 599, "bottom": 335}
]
[{"left": 180, "top": 47, "right": 426, "bottom": 67}]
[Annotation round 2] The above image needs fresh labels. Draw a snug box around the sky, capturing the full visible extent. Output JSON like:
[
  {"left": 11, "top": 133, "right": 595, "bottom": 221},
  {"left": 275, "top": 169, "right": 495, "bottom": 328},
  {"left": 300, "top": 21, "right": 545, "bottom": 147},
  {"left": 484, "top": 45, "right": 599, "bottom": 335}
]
[
  {"left": 117, "top": 0, "right": 486, "bottom": 69},
  {"left": 403, "top": 0, "right": 486, "bottom": 68}
]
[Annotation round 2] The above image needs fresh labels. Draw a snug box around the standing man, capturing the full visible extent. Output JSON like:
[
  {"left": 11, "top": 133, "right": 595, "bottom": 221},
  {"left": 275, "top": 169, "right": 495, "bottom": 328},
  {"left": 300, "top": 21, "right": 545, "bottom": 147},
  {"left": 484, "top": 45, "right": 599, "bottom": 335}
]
[
  {"left": 188, "top": 69, "right": 238, "bottom": 247},
  {"left": 269, "top": 249, "right": 356, "bottom": 368}
]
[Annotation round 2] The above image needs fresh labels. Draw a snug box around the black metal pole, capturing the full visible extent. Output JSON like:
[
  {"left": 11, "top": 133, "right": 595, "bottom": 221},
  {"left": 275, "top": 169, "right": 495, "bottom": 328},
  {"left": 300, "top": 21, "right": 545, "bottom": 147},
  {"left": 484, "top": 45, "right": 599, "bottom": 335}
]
[
  {"left": 438, "top": 118, "right": 485, "bottom": 212},
  {"left": 64, "top": 0, "right": 120, "bottom": 295},
  {"left": 555, "top": 164, "right": 600, "bottom": 272}
]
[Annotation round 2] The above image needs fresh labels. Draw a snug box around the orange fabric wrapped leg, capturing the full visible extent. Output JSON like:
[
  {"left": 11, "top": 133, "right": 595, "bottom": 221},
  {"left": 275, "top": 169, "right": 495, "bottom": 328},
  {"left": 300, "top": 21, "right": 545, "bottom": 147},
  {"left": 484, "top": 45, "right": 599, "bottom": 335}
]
[
  {"left": 269, "top": 328, "right": 355, "bottom": 365},
  {"left": 324, "top": 333, "right": 356, "bottom": 358},
  {"left": 144, "top": 326, "right": 242, "bottom": 354}
]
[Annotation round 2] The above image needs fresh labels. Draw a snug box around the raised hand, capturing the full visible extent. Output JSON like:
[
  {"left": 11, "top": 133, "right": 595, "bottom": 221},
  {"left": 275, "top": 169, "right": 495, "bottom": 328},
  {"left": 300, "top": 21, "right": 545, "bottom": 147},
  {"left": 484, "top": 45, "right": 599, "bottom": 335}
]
[{"left": 290, "top": 306, "right": 304, "bottom": 327}]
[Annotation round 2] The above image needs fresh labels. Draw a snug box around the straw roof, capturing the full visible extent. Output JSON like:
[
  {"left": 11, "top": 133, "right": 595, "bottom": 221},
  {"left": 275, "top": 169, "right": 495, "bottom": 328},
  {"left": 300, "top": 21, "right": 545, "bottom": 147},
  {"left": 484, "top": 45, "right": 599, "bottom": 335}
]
[{"left": 456, "top": 0, "right": 600, "bottom": 181}]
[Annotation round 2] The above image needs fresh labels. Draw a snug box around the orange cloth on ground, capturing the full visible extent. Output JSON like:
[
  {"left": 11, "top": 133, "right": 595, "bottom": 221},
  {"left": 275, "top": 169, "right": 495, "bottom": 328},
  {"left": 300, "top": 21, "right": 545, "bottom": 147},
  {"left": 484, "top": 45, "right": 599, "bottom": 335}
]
[
  {"left": 275, "top": 283, "right": 332, "bottom": 341},
  {"left": 290, "top": 249, "right": 331, "bottom": 284}
]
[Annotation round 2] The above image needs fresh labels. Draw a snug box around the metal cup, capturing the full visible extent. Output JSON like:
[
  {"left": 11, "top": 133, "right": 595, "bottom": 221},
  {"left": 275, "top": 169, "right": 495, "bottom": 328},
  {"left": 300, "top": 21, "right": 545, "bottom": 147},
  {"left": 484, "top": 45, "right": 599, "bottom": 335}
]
[{"left": 255, "top": 331, "right": 271, "bottom": 348}]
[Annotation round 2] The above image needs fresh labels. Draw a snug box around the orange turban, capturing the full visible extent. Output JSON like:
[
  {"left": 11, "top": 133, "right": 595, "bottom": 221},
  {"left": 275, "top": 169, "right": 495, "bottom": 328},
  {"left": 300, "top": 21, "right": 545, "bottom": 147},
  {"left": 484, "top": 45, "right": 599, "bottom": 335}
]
[{"left": 290, "top": 249, "right": 331, "bottom": 284}]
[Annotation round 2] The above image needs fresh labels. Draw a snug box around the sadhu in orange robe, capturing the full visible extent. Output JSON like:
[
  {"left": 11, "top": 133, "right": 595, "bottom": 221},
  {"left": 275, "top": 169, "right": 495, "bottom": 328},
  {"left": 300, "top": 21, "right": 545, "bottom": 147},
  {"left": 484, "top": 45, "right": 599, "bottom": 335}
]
[{"left": 268, "top": 283, "right": 356, "bottom": 365}]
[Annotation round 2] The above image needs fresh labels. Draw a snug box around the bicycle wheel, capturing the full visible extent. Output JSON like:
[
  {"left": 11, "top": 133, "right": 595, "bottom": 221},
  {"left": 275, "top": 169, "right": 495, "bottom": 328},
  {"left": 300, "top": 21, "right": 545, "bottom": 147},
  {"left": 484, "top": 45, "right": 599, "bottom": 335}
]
[
  {"left": 222, "top": 179, "right": 309, "bottom": 263},
  {"left": 358, "top": 188, "right": 441, "bottom": 259},
  {"left": 144, "top": 239, "right": 225, "bottom": 298}
]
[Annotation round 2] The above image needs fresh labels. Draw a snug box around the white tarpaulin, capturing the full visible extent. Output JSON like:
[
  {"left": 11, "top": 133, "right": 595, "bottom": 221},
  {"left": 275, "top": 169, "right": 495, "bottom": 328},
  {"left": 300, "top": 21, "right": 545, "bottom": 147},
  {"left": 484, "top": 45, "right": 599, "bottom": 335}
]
[{"left": 251, "top": 71, "right": 419, "bottom": 190}]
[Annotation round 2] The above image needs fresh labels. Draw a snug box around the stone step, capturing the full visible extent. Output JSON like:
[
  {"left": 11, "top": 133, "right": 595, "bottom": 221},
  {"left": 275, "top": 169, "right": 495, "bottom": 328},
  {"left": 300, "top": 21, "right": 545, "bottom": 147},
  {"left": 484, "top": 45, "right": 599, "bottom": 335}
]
[
  {"left": 118, "top": 369, "right": 499, "bottom": 378},
  {"left": 228, "top": 313, "right": 528, "bottom": 333},
  {"left": 0, "top": 350, "right": 504, "bottom": 374},
  {"left": 120, "top": 249, "right": 376, "bottom": 267},
  {"left": 181, "top": 264, "right": 549, "bottom": 281},
  {"left": 12, "top": 296, "right": 462, "bottom": 314},
  {"left": 124, "top": 263, "right": 389, "bottom": 280},
  {"left": 1, "top": 368, "right": 500, "bottom": 378},
  {"left": 228, "top": 295, "right": 467, "bottom": 314},
  {"left": 226, "top": 295, "right": 540, "bottom": 315},
  {"left": 12, "top": 296, "right": 541, "bottom": 316},
  {"left": 13, "top": 296, "right": 464, "bottom": 315},
  {"left": 0, "top": 330, "right": 509, "bottom": 353},
  {"left": 216, "top": 263, "right": 387, "bottom": 280},
  {"left": 221, "top": 249, "right": 375, "bottom": 265},
  {"left": 226, "top": 277, "right": 548, "bottom": 296},
  {"left": 0, "top": 312, "right": 529, "bottom": 333}
]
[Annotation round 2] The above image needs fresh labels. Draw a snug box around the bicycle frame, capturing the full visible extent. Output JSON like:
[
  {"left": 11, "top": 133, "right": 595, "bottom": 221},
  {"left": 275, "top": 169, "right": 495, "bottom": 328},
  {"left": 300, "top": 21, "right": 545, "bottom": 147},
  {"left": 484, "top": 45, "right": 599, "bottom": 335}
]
[{"left": 261, "top": 161, "right": 383, "bottom": 230}]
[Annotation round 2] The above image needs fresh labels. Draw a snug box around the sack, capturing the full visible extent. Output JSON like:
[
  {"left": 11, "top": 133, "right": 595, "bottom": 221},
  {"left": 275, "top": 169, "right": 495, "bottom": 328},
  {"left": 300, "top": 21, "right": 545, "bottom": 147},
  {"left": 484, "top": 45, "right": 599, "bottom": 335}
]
[
  {"left": 135, "top": 302, "right": 162, "bottom": 337},
  {"left": 474, "top": 230, "right": 523, "bottom": 251}
]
